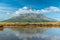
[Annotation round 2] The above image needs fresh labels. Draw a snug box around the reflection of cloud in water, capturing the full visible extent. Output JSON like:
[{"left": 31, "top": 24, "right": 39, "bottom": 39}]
[
  {"left": 0, "top": 28, "right": 60, "bottom": 40},
  {"left": 13, "top": 28, "right": 60, "bottom": 40},
  {"left": 0, "top": 28, "right": 20, "bottom": 40},
  {"left": 15, "top": 32, "right": 60, "bottom": 40}
]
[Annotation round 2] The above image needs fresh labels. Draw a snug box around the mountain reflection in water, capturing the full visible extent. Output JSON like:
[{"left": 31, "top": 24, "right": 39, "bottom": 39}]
[
  {"left": 0, "top": 27, "right": 60, "bottom": 40},
  {"left": 0, "top": 27, "right": 47, "bottom": 40}
]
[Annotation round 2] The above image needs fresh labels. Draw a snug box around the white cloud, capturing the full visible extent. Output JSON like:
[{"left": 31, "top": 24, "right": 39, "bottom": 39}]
[
  {"left": 42, "top": 6, "right": 60, "bottom": 12},
  {"left": 22, "top": 6, "right": 29, "bottom": 10},
  {"left": 15, "top": 6, "right": 42, "bottom": 15},
  {"left": 15, "top": 6, "right": 60, "bottom": 15}
]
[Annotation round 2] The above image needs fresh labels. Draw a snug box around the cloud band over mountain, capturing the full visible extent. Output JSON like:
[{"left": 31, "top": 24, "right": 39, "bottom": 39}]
[{"left": 15, "top": 6, "right": 60, "bottom": 15}]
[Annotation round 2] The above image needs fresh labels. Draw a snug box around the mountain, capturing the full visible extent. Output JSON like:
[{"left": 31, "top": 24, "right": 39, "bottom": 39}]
[{"left": 4, "top": 13, "right": 56, "bottom": 22}]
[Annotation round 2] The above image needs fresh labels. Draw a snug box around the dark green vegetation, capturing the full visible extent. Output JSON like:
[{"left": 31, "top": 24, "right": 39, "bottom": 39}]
[{"left": 4, "top": 13, "right": 56, "bottom": 22}]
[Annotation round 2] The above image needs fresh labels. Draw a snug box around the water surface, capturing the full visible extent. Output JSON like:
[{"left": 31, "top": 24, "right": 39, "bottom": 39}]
[{"left": 0, "top": 27, "right": 60, "bottom": 40}]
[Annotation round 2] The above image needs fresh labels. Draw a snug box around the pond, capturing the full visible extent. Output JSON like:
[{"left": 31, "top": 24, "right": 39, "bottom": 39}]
[{"left": 0, "top": 27, "right": 60, "bottom": 40}]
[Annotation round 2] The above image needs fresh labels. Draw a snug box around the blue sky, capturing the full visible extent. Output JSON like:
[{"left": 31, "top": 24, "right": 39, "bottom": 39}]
[{"left": 0, "top": 0, "right": 60, "bottom": 21}]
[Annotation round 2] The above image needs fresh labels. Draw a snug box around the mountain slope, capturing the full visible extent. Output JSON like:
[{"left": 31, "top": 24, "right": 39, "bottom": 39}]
[{"left": 4, "top": 13, "right": 56, "bottom": 22}]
